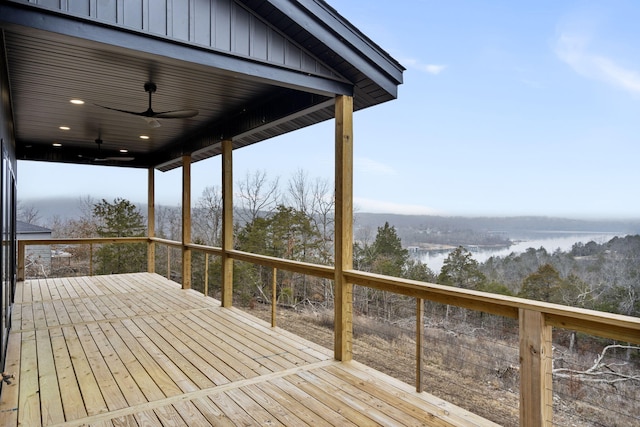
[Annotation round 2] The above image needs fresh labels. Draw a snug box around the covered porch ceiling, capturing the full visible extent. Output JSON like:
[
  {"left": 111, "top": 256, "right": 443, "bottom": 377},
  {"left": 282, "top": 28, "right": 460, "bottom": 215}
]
[{"left": 0, "top": 0, "right": 404, "bottom": 172}]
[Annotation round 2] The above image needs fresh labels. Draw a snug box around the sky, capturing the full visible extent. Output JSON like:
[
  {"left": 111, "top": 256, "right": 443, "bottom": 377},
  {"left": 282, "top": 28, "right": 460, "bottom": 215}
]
[{"left": 18, "top": 0, "right": 640, "bottom": 220}]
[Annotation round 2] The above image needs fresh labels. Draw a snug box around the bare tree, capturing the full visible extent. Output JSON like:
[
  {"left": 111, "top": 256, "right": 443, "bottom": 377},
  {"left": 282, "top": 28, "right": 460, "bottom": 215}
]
[
  {"left": 310, "top": 176, "right": 334, "bottom": 263},
  {"left": 236, "top": 170, "right": 280, "bottom": 224},
  {"left": 52, "top": 216, "right": 97, "bottom": 239},
  {"left": 17, "top": 202, "right": 41, "bottom": 225},
  {"left": 355, "top": 222, "right": 375, "bottom": 248},
  {"left": 286, "top": 169, "right": 335, "bottom": 248},
  {"left": 287, "top": 169, "right": 311, "bottom": 215},
  {"left": 77, "top": 195, "right": 97, "bottom": 224},
  {"left": 193, "top": 186, "right": 223, "bottom": 246},
  {"left": 150, "top": 204, "right": 182, "bottom": 241}
]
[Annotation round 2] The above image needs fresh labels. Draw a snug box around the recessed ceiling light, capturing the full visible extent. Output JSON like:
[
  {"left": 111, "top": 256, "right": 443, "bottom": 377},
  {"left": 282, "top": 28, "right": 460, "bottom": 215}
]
[
  {"left": 139, "top": 135, "right": 150, "bottom": 140},
  {"left": 119, "top": 149, "right": 128, "bottom": 153},
  {"left": 52, "top": 143, "right": 62, "bottom": 147},
  {"left": 70, "top": 99, "right": 84, "bottom": 105},
  {"left": 59, "top": 126, "right": 70, "bottom": 131}
]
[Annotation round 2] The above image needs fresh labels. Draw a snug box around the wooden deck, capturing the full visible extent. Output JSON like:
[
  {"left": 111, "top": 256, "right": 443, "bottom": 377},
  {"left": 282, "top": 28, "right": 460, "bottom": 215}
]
[{"left": 1, "top": 273, "right": 498, "bottom": 426}]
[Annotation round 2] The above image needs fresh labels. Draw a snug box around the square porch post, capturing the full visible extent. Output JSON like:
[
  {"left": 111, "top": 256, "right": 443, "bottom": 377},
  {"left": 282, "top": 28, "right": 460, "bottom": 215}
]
[
  {"left": 182, "top": 154, "right": 191, "bottom": 289},
  {"left": 221, "top": 139, "right": 233, "bottom": 307},
  {"left": 334, "top": 95, "right": 354, "bottom": 361},
  {"left": 519, "top": 309, "right": 553, "bottom": 426},
  {"left": 147, "top": 167, "right": 155, "bottom": 274}
]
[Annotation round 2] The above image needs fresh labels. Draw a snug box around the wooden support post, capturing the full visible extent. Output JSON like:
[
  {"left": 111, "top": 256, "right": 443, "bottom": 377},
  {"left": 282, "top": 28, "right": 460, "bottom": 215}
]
[
  {"left": 334, "top": 95, "right": 354, "bottom": 362},
  {"left": 221, "top": 139, "right": 234, "bottom": 307},
  {"left": 271, "top": 267, "right": 277, "bottom": 328},
  {"left": 416, "top": 298, "right": 424, "bottom": 393},
  {"left": 147, "top": 167, "right": 156, "bottom": 274},
  {"left": 17, "top": 241, "right": 25, "bottom": 281},
  {"left": 182, "top": 155, "right": 192, "bottom": 289},
  {"left": 89, "top": 244, "right": 93, "bottom": 276},
  {"left": 204, "top": 253, "right": 209, "bottom": 297},
  {"left": 519, "top": 309, "right": 553, "bottom": 427}
]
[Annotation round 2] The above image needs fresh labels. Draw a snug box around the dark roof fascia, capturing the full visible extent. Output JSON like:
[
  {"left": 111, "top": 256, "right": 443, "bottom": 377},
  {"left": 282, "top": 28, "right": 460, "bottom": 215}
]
[
  {"left": 153, "top": 90, "right": 334, "bottom": 170},
  {"left": 260, "top": 0, "right": 405, "bottom": 97},
  {"left": 0, "top": 2, "right": 354, "bottom": 98},
  {"left": 154, "top": 96, "right": 336, "bottom": 171}
]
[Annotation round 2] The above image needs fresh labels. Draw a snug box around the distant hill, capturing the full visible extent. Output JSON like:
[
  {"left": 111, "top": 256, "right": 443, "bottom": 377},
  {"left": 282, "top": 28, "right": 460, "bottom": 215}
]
[
  {"left": 19, "top": 197, "right": 640, "bottom": 237},
  {"left": 18, "top": 197, "right": 154, "bottom": 224},
  {"left": 354, "top": 212, "right": 640, "bottom": 235},
  {"left": 19, "top": 197, "right": 91, "bottom": 223}
]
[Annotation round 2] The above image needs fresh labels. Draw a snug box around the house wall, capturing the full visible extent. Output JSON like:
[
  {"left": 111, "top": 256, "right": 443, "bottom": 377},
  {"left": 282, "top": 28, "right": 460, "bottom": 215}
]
[
  {"left": 9, "top": 0, "right": 336, "bottom": 78},
  {"left": 0, "top": 30, "right": 18, "bottom": 379},
  {"left": 17, "top": 231, "right": 52, "bottom": 276}
]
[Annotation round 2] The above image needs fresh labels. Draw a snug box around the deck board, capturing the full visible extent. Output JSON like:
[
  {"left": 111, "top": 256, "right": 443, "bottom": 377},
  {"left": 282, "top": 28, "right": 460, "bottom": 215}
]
[
  {"left": 35, "top": 329, "right": 65, "bottom": 425},
  {"left": 1, "top": 273, "right": 499, "bottom": 427},
  {"left": 94, "top": 323, "right": 150, "bottom": 410},
  {"left": 2, "top": 332, "right": 21, "bottom": 427},
  {"left": 17, "top": 331, "right": 39, "bottom": 427},
  {"left": 51, "top": 329, "right": 90, "bottom": 420}
]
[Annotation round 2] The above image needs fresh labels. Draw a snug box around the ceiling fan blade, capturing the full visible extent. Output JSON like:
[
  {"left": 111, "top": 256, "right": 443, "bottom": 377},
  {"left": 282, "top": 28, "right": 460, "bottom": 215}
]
[
  {"left": 154, "top": 109, "right": 199, "bottom": 118},
  {"left": 97, "top": 104, "right": 197, "bottom": 119},
  {"left": 96, "top": 104, "right": 148, "bottom": 117},
  {"left": 96, "top": 83, "right": 198, "bottom": 120},
  {"left": 94, "top": 156, "right": 135, "bottom": 162}
]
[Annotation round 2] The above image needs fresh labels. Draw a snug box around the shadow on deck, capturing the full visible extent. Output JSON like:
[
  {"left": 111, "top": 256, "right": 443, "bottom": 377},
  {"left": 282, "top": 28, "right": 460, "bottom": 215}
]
[{"left": 0, "top": 273, "right": 498, "bottom": 426}]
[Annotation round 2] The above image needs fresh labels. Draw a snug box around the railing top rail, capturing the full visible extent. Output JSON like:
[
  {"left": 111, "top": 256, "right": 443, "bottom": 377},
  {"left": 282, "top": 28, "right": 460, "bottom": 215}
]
[
  {"left": 187, "top": 243, "right": 223, "bottom": 255},
  {"left": 345, "top": 269, "right": 640, "bottom": 344},
  {"left": 227, "top": 249, "right": 335, "bottom": 280},
  {"left": 150, "top": 237, "right": 182, "bottom": 248},
  {"left": 18, "top": 237, "right": 148, "bottom": 245}
]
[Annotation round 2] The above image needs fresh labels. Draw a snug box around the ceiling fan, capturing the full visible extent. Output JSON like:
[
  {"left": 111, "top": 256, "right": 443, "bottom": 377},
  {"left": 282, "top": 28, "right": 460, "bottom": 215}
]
[
  {"left": 97, "top": 82, "right": 199, "bottom": 127},
  {"left": 89, "top": 137, "right": 135, "bottom": 162}
]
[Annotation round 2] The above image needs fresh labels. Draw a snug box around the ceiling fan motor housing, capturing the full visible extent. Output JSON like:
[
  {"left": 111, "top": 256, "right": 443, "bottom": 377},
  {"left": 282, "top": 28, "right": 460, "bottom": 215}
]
[{"left": 144, "top": 82, "right": 157, "bottom": 93}]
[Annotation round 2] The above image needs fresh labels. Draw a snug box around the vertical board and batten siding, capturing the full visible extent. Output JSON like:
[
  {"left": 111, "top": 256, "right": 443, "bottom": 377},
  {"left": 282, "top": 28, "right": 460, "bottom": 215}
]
[{"left": 13, "top": 0, "right": 338, "bottom": 79}]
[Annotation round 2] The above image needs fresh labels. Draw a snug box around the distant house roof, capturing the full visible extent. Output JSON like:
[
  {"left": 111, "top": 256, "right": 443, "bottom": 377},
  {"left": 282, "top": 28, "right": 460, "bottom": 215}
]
[{"left": 17, "top": 220, "right": 53, "bottom": 235}]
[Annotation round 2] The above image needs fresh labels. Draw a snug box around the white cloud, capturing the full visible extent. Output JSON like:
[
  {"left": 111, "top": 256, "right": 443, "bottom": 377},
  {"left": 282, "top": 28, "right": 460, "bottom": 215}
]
[
  {"left": 354, "top": 197, "right": 439, "bottom": 215},
  {"left": 402, "top": 58, "right": 447, "bottom": 75},
  {"left": 556, "top": 32, "right": 640, "bottom": 94},
  {"left": 354, "top": 157, "right": 395, "bottom": 175},
  {"left": 421, "top": 64, "right": 447, "bottom": 75}
]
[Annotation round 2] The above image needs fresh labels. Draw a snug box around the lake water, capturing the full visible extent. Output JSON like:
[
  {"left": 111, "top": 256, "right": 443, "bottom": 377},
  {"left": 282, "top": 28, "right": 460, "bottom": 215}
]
[{"left": 416, "top": 231, "right": 625, "bottom": 273}]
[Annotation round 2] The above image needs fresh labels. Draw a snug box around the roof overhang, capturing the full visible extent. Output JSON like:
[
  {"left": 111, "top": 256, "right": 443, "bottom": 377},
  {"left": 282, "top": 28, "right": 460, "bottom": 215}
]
[{"left": 1, "top": 0, "right": 403, "bottom": 171}]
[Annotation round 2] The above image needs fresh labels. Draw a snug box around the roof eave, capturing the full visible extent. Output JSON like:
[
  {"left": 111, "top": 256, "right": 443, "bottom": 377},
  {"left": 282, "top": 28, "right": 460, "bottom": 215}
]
[{"left": 240, "top": 0, "right": 404, "bottom": 103}]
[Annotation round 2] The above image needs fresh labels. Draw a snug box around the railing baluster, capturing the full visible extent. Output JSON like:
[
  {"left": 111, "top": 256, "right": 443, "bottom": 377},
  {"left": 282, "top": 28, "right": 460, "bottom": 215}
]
[
  {"left": 271, "top": 267, "right": 277, "bottom": 328},
  {"left": 89, "top": 243, "right": 93, "bottom": 276},
  {"left": 204, "top": 253, "right": 209, "bottom": 297},
  {"left": 416, "top": 298, "right": 424, "bottom": 393},
  {"left": 147, "top": 240, "right": 155, "bottom": 274},
  {"left": 167, "top": 247, "right": 171, "bottom": 280}
]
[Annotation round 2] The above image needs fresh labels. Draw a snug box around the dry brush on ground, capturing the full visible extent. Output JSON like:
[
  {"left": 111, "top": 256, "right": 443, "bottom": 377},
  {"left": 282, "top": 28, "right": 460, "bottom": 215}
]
[{"left": 246, "top": 303, "right": 640, "bottom": 427}]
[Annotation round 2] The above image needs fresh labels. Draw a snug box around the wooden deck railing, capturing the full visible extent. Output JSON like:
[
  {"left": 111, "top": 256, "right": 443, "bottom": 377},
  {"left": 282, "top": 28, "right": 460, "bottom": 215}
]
[
  {"left": 17, "top": 237, "right": 148, "bottom": 279},
  {"left": 17, "top": 237, "right": 640, "bottom": 426}
]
